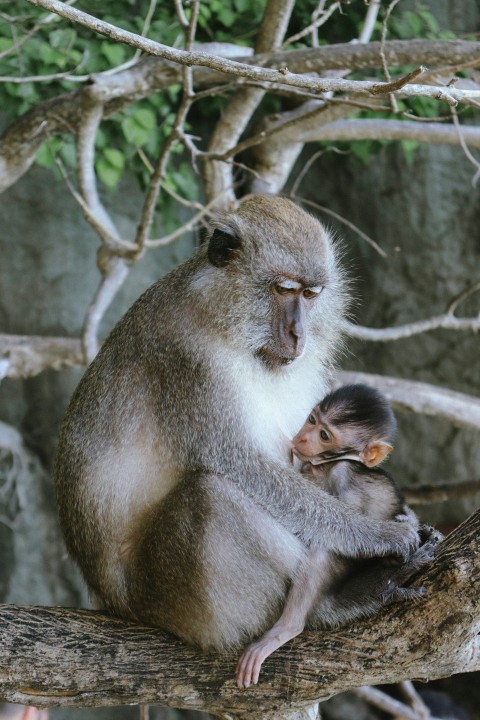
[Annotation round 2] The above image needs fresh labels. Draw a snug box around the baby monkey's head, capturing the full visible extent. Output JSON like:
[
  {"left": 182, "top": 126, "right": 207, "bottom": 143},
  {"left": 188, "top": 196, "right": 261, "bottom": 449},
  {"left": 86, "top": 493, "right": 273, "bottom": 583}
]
[{"left": 292, "top": 384, "right": 396, "bottom": 468}]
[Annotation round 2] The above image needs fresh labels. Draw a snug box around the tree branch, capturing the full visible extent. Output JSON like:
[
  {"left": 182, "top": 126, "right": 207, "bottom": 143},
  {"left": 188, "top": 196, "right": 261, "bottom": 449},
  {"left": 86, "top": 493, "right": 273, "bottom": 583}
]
[
  {"left": 2, "top": 342, "right": 480, "bottom": 431},
  {"left": 292, "top": 117, "right": 480, "bottom": 147},
  {"left": 21, "top": 1, "right": 480, "bottom": 106},
  {"left": 238, "top": 0, "right": 392, "bottom": 194},
  {"left": 0, "top": 510, "right": 478, "bottom": 716},
  {"left": 2, "top": 38, "right": 480, "bottom": 193},
  {"left": 0, "top": 334, "right": 82, "bottom": 379},
  {"left": 203, "top": 0, "right": 295, "bottom": 206}
]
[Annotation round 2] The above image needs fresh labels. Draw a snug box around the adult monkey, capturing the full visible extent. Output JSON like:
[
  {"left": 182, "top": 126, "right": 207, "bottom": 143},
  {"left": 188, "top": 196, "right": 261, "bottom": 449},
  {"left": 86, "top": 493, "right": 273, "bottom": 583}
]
[{"left": 55, "top": 196, "right": 419, "bottom": 652}]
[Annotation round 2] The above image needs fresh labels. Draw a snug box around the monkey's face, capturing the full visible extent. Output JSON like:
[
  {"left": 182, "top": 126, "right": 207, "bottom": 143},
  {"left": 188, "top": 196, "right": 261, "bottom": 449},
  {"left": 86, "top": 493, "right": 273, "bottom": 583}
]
[
  {"left": 292, "top": 406, "right": 338, "bottom": 460},
  {"left": 255, "top": 277, "right": 325, "bottom": 366},
  {"left": 206, "top": 196, "right": 345, "bottom": 369}
]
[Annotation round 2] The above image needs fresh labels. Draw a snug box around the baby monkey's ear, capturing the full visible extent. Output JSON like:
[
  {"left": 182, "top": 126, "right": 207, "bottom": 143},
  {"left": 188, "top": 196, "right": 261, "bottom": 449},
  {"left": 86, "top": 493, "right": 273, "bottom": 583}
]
[{"left": 360, "top": 441, "right": 393, "bottom": 468}]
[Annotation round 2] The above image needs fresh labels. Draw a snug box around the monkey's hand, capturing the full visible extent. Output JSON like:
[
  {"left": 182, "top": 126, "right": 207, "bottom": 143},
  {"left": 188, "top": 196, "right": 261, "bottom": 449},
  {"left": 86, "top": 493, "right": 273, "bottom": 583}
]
[{"left": 353, "top": 516, "right": 420, "bottom": 562}]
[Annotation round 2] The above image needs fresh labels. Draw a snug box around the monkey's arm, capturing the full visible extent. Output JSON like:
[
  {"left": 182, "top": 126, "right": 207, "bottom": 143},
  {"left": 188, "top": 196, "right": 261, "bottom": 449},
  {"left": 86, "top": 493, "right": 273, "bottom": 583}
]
[{"left": 228, "top": 456, "right": 420, "bottom": 560}]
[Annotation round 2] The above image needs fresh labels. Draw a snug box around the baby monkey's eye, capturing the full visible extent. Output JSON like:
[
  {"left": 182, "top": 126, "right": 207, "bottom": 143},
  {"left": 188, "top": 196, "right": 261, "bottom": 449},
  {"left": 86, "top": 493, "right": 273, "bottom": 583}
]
[
  {"left": 308, "top": 414, "right": 316, "bottom": 425},
  {"left": 320, "top": 429, "right": 330, "bottom": 441}
]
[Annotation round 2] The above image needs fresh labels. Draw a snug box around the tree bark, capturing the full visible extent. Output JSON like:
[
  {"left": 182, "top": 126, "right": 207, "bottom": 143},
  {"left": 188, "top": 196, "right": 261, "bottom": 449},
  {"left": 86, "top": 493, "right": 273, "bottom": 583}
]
[{"left": 0, "top": 510, "right": 479, "bottom": 718}]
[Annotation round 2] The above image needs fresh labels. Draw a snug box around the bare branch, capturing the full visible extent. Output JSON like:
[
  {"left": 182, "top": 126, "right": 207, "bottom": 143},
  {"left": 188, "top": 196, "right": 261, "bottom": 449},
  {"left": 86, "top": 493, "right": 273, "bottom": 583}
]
[
  {"left": 250, "top": 101, "right": 352, "bottom": 194},
  {"left": 146, "top": 195, "right": 221, "bottom": 248},
  {"left": 134, "top": 1, "right": 199, "bottom": 250},
  {"left": 450, "top": 107, "right": 480, "bottom": 186},
  {"left": 249, "top": 0, "right": 382, "bottom": 194},
  {"left": 81, "top": 256, "right": 131, "bottom": 362},
  {"left": 404, "top": 481, "right": 480, "bottom": 506},
  {"left": 354, "top": 685, "right": 435, "bottom": 720},
  {"left": 2, "top": 39, "right": 480, "bottom": 193},
  {"left": 295, "top": 117, "right": 480, "bottom": 147},
  {"left": 76, "top": 90, "right": 120, "bottom": 242},
  {"left": 0, "top": 335, "right": 83, "bottom": 379},
  {"left": 398, "top": 680, "right": 433, "bottom": 720},
  {"left": 173, "top": 0, "right": 188, "bottom": 30},
  {"left": 282, "top": 1, "right": 341, "bottom": 48},
  {"left": 369, "top": 66, "right": 427, "bottom": 96},
  {"left": 0, "top": 0, "right": 78, "bottom": 60},
  {"left": 296, "top": 197, "right": 387, "bottom": 257},
  {"left": 343, "top": 309, "right": 480, "bottom": 342},
  {"left": 357, "top": 0, "right": 381, "bottom": 44},
  {"left": 335, "top": 371, "right": 480, "bottom": 431}
]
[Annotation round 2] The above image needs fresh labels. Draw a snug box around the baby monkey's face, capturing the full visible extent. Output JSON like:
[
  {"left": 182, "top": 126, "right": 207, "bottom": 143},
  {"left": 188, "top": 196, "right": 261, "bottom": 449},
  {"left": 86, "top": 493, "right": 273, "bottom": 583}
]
[{"left": 291, "top": 405, "right": 336, "bottom": 460}]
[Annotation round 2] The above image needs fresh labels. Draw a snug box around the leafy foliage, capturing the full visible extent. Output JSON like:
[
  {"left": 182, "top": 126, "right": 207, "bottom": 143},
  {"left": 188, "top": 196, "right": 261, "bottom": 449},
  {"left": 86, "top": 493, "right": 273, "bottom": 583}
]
[{"left": 0, "top": 0, "right": 459, "bottom": 196}]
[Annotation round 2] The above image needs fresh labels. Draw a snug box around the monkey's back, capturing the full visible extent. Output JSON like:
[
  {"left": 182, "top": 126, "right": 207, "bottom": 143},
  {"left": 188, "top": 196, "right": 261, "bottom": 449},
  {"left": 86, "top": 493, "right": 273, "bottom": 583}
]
[{"left": 308, "top": 461, "right": 405, "bottom": 521}]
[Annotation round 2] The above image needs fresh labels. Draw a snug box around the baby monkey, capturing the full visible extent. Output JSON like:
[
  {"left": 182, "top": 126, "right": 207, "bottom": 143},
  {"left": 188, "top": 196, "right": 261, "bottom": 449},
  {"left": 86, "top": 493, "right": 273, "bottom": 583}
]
[{"left": 237, "top": 384, "right": 429, "bottom": 688}]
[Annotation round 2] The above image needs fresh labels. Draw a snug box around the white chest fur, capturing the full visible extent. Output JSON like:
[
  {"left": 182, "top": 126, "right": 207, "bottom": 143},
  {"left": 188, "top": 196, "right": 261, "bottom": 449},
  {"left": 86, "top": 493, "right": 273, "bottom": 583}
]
[{"left": 227, "top": 351, "right": 327, "bottom": 461}]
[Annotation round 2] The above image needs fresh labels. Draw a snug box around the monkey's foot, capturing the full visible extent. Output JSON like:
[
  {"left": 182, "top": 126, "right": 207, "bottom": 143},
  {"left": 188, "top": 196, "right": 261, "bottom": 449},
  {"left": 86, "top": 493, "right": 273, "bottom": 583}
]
[
  {"left": 236, "top": 626, "right": 301, "bottom": 688},
  {"left": 382, "top": 584, "right": 427, "bottom": 603},
  {"left": 381, "top": 530, "right": 441, "bottom": 603},
  {"left": 236, "top": 637, "right": 278, "bottom": 688},
  {"left": 419, "top": 524, "right": 444, "bottom": 546}
]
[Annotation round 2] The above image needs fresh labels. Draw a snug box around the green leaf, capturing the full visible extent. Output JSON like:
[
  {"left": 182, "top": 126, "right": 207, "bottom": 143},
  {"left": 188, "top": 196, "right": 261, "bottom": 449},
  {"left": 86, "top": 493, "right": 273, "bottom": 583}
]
[
  {"left": 39, "top": 44, "right": 67, "bottom": 68},
  {"left": 35, "top": 144, "right": 55, "bottom": 169},
  {"left": 49, "top": 28, "right": 77, "bottom": 50},
  {"left": 350, "top": 140, "right": 377, "bottom": 164},
  {"left": 121, "top": 116, "right": 151, "bottom": 145},
  {"left": 101, "top": 41, "right": 127, "bottom": 67},
  {"left": 0, "top": 38, "right": 13, "bottom": 53},
  {"left": 233, "top": 0, "right": 250, "bottom": 11},
  {"left": 134, "top": 107, "right": 156, "bottom": 130},
  {"left": 103, "top": 147, "right": 125, "bottom": 170},
  {"left": 96, "top": 157, "right": 123, "bottom": 188},
  {"left": 218, "top": 8, "right": 236, "bottom": 27}
]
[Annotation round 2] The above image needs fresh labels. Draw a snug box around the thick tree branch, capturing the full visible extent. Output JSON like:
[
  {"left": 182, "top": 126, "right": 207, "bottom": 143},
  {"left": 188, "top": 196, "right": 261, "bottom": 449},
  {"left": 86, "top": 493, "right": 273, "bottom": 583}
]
[
  {"left": 0, "top": 335, "right": 82, "bottom": 379},
  {"left": 250, "top": 0, "right": 381, "bottom": 194},
  {"left": 293, "top": 117, "right": 480, "bottom": 148},
  {"left": 0, "top": 510, "right": 478, "bottom": 716},
  {"left": 21, "top": 1, "right": 480, "bottom": 107},
  {"left": 2, "top": 38, "right": 479, "bottom": 193}
]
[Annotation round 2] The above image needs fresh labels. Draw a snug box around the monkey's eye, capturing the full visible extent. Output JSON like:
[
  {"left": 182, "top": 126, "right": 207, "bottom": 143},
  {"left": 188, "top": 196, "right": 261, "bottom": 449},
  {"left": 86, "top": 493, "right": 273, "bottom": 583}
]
[
  {"left": 308, "top": 414, "right": 316, "bottom": 425},
  {"left": 274, "top": 279, "right": 301, "bottom": 296},
  {"left": 303, "top": 286, "right": 323, "bottom": 300},
  {"left": 320, "top": 429, "right": 330, "bottom": 441},
  {"left": 275, "top": 283, "right": 296, "bottom": 295}
]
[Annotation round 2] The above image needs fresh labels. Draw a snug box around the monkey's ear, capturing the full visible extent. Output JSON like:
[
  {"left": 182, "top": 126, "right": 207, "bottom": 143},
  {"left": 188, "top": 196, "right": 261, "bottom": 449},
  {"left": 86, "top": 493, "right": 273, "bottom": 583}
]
[
  {"left": 208, "top": 228, "right": 242, "bottom": 268},
  {"left": 360, "top": 441, "right": 393, "bottom": 468}
]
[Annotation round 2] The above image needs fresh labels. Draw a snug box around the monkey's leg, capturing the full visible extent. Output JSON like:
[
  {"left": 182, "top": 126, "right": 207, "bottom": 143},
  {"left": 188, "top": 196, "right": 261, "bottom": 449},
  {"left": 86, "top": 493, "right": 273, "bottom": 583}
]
[
  {"left": 125, "top": 473, "right": 306, "bottom": 652},
  {"left": 236, "top": 549, "right": 336, "bottom": 688}
]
